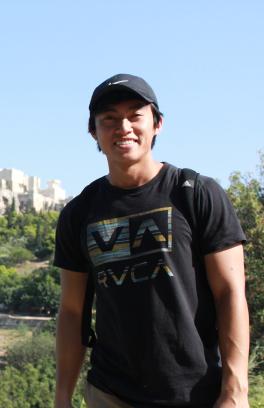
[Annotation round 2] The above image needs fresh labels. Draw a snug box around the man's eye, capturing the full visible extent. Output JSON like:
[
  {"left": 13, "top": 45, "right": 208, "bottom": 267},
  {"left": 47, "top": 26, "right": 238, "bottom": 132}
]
[
  {"left": 102, "top": 116, "right": 117, "bottom": 123},
  {"left": 131, "top": 113, "right": 142, "bottom": 119}
]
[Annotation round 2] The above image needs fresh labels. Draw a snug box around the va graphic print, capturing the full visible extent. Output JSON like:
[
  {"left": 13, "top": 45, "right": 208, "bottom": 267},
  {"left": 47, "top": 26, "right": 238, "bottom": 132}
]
[{"left": 86, "top": 207, "right": 174, "bottom": 287}]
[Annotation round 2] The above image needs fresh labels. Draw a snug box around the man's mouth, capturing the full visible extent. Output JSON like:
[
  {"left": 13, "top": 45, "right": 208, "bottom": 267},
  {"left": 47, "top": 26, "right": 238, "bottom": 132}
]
[{"left": 115, "top": 139, "right": 138, "bottom": 146}]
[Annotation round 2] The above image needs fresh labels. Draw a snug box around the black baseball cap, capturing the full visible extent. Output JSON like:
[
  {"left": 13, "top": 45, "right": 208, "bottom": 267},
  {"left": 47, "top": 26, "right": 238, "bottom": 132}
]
[{"left": 89, "top": 73, "right": 159, "bottom": 112}]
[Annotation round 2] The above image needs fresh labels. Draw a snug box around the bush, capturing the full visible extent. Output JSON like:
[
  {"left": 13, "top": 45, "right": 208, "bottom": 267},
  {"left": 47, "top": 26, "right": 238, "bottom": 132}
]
[
  {"left": 0, "top": 363, "right": 55, "bottom": 408},
  {"left": 17, "top": 267, "right": 60, "bottom": 315},
  {"left": 0, "top": 329, "right": 56, "bottom": 407},
  {"left": 6, "top": 331, "right": 55, "bottom": 370},
  {"left": 249, "top": 374, "right": 264, "bottom": 407},
  {"left": 0, "top": 265, "right": 22, "bottom": 311},
  {"left": 0, "top": 265, "right": 60, "bottom": 315},
  {"left": 9, "top": 246, "right": 33, "bottom": 264},
  {"left": 0, "top": 329, "right": 87, "bottom": 408},
  {"left": 0, "top": 243, "right": 33, "bottom": 266},
  {"left": 0, "top": 209, "right": 59, "bottom": 263}
]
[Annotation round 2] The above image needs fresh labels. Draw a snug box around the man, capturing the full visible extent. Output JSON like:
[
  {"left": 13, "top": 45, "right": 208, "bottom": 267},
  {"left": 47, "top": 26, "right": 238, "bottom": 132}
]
[{"left": 54, "top": 74, "right": 249, "bottom": 408}]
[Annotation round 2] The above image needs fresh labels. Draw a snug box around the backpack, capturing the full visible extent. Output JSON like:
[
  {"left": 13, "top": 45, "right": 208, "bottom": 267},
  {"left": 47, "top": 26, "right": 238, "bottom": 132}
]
[
  {"left": 178, "top": 168, "right": 199, "bottom": 231},
  {"left": 82, "top": 167, "right": 200, "bottom": 347}
]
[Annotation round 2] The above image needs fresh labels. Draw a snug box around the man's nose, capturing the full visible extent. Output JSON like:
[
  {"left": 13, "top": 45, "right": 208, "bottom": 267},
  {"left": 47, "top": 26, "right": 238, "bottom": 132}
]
[{"left": 116, "top": 118, "right": 132, "bottom": 134}]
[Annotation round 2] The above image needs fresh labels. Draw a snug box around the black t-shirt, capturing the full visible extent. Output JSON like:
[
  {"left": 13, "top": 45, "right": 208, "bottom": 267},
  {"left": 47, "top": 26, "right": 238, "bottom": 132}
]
[{"left": 54, "top": 163, "right": 246, "bottom": 407}]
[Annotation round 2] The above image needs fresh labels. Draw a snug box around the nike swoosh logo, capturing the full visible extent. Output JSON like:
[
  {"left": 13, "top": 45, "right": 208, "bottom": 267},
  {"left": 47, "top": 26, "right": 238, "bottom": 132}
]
[{"left": 108, "top": 80, "right": 129, "bottom": 86}]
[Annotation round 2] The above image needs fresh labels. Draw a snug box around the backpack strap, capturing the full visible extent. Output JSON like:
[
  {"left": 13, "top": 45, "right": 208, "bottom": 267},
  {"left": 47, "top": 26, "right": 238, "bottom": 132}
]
[
  {"left": 79, "top": 181, "right": 101, "bottom": 348},
  {"left": 81, "top": 273, "right": 96, "bottom": 347},
  {"left": 178, "top": 168, "right": 199, "bottom": 231},
  {"left": 177, "top": 168, "right": 202, "bottom": 264}
]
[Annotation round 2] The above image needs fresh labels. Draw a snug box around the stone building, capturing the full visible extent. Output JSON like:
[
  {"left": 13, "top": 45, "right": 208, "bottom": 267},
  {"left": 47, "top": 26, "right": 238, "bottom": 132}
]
[{"left": 0, "top": 168, "right": 70, "bottom": 214}]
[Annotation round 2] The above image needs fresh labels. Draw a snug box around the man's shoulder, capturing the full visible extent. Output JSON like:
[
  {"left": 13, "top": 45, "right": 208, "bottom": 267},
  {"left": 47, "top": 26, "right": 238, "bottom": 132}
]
[
  {"left": 60, "top": 176, "right": 105, "bottom": 218},
  {"left": 164, "top": 162, "right": 222, "bottom": 192},
  {"left": 196, "top": 174, "right": 226, "bottom": 197}
]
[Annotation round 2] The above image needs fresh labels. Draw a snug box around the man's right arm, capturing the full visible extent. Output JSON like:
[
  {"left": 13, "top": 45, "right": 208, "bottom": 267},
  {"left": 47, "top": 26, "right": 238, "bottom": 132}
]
[{"left": 55, "top": 269, "right": 89, "bottom": 408}]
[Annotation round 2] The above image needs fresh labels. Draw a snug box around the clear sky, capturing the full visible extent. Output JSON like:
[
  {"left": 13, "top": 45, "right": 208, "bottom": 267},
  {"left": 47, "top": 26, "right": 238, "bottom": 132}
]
[{"left": 1, "top": 0, "right": 263, "bottom": 197}]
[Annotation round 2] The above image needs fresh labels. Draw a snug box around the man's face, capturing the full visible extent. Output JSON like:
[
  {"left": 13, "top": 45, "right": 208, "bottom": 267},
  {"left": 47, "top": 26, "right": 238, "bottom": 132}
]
[{"left": 92, "top": 99, "right": 162, "bottom": 166}]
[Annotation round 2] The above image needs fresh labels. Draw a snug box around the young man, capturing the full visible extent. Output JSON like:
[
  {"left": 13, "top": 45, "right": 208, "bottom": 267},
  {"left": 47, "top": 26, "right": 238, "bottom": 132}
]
[{"left": 54, "top": 74, "right": 249, "bottom": 408}]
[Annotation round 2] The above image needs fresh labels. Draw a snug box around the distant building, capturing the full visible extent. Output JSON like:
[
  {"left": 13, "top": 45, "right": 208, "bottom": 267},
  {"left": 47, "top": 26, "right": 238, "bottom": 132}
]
[{"left": 0, "top": 168, "right": 71, "bottom": 214}]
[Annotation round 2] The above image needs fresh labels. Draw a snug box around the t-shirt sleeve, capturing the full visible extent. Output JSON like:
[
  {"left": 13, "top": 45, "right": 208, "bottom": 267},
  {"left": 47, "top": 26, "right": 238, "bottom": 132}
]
[
  {"left": 196, "top": 176, "right": 246, "bottom": 255},
  {"left": 53, "top": 201, "right": 90, "bottom": 273}
]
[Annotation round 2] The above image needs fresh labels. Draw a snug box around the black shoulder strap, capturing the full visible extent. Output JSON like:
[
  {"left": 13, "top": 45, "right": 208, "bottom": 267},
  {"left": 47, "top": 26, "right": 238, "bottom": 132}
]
[
  {"left": 79, "top": 181, "right": 101, "bottom": 348},
  {"left": 81, "top": 273, "right": 96, "bottom": 348},
  {"left": 178, "top": 168, "right": 199, "bottom": 231}
]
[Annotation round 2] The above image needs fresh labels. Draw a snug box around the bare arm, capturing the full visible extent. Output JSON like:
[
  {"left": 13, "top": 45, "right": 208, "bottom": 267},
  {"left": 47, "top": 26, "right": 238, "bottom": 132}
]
[
  {"left": 205, "top": 244, "right": 249, "bottom": 408},
  {"left": 55, "top": 269, "right": 89, "bottom": 408}
]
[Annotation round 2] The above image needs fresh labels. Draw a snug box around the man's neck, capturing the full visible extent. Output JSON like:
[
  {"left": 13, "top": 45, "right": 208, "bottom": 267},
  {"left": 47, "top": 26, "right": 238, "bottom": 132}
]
[{"left": 106, "top": 160, "right": 163, "bottom": 189}]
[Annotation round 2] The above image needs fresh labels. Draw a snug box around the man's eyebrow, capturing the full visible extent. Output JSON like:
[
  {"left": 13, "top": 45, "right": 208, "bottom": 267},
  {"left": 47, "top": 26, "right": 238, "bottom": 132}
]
[{"left": 100, "top": 107, "right": 117, "bottom": 113}]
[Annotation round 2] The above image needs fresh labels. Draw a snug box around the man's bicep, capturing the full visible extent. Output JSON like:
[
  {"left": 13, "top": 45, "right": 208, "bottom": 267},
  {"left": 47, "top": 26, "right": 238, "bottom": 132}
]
[
  {"left": 204, "top": 244, "right": 246, "bottom": 301},
  {"left": 59, "top": 269, "right": 89, "bottom": 313}
]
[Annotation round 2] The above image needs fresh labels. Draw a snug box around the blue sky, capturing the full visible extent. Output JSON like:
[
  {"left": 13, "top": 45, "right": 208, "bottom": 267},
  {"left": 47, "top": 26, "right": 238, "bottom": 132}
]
[{"left": 0, "top": 0, "right": 263, "bottom": 196}]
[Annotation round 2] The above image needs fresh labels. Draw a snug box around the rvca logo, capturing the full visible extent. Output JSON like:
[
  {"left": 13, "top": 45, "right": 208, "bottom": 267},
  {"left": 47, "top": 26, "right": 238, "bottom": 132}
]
[{"left": 86, "top": 207, "right": 172, "bottom": 267}]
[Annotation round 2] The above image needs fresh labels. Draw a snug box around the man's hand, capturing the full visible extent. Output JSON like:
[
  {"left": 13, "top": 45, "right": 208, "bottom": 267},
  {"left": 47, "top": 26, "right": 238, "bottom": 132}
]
[
  {"left": 55, "top": 402, "right": 72, "bottom": 408},
  {"left": 54, "top": 387, "right": 74, "bottom": 408}
]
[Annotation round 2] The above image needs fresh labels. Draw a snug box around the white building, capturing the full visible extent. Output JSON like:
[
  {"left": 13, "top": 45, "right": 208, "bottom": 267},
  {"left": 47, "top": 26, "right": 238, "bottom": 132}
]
[{"left": 0, "top": 168, "right": 70, "bottom": 214}]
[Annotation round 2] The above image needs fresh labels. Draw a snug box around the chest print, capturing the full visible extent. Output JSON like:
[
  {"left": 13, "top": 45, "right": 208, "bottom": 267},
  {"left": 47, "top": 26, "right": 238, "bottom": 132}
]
[{"left": 86, "top": 207, "right": 173, "bottom": 287}]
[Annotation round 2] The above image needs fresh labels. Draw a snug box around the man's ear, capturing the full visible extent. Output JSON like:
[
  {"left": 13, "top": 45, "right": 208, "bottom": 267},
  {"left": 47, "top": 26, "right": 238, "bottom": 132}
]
[
  {"left": 89, "top": 131, "right": 102, "bottom": 152},
  {"left": 155, "top": 116, "right": 163, "bottom": 135},
  {"left": 90, "top": 130, "right": 97, "bottom": 141}
]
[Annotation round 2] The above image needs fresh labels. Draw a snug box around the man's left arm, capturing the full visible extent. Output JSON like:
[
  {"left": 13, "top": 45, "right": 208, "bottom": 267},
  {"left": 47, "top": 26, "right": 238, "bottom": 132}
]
[{"left": 205, "top": 243, "right": 249, "bottom": 408}]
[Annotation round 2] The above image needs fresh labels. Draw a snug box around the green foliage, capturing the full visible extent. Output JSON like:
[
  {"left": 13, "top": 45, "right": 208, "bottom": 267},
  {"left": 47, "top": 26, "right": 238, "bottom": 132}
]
[
  {"left": 227, "top": 171, "right": 264, "bottom": 261},
  {"left": 0, "top": 362, "right": 84, "bottom": 408},
  {"left": 18, "top": 267, "right": 60, "bottom": 315},
  {"left": 0, "top": 265, "right": 22, "bottom": 310},
  {"left": 0, "top": 243, "right": 33, "bottom": 266},
  {"left": 6, "top": 331, "right": 55, "bottom": 369},
  {"left": 249, "top": 374, "right": 264, "bottom": 407},
  {"left": 0, "top": 216, "right": 8, "bottom": 243},
  {"left": 227, "top": 152, "right": 264, "bottom": 373},
  {"left": 0, "top": 365, "right": 33, "bottom": 408},
  {"left": 0, "top": 210, "right": 59, "bottom": 263},
  {"left": 0, "top": 328, "right": 86, "bottom": 408},
  {"left": 33, "top": 317, "right": 57, "bottom": 336},
  {"left": 0, "top": 265, "right": 60, "bottom": 315},
  {"left": 246, "top": 259, "right": 264, "bottom": 343},
  {"left": 0, "top": 331, "right": 56, "bottom": 408}
]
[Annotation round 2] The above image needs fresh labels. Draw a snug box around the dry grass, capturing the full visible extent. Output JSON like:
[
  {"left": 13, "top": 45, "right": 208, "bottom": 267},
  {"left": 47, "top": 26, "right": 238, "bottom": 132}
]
[
  {"left": 0, "top": 327, "right": 32, "bottom": 357},
  {"left": 15, "top": 260, "right": 49, "bottom": 275}
]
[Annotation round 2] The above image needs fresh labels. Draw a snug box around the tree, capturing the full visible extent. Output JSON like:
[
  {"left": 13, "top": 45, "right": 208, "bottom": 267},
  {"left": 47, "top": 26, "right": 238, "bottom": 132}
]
[
  {"left": 17, "top": 267, "right": 60, "bottom": 315},
  {"left": 33, "top": 212, "right": 58, "bottom": 259},
  {"left": 0, "top": 265, "right": 22, "bottom": 311},
  {"left": 227, "top": 152, "right": 264, "bottom": 369},
  {"left": 0, "top": 265, "right": 60, "bottom": 315},
  {"left": 0, "top": 209, "right": 59, "bottom": 263},
  {"left": 0, "top": 216, "right": 8, "bottom": 245},
  {"left": 0, "top": 330, "right": 85, "bottom": 408},
  {"left": 6, "top": 197, "right": 17, "bottom": 228},
  {"left": 0, "top": 366, "right": 31, "bottom": 408},
  {"left": 6, "top": 331, "right": 55, "bottom": 369}
]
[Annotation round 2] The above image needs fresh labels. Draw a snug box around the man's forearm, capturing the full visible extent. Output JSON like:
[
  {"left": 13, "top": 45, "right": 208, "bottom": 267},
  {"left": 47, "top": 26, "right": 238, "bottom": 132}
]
[
  {"left": 215, "top": 290, "right": 249, "bottom": 404},
  {"left": 55, "top": 308, "right": 86, "bottom": 407}
]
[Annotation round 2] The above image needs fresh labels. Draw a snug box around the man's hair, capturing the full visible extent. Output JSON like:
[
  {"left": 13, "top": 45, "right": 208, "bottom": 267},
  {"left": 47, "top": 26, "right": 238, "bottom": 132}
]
[{"left": 88, "top": 90, "right": 163, "bottom": 150}]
